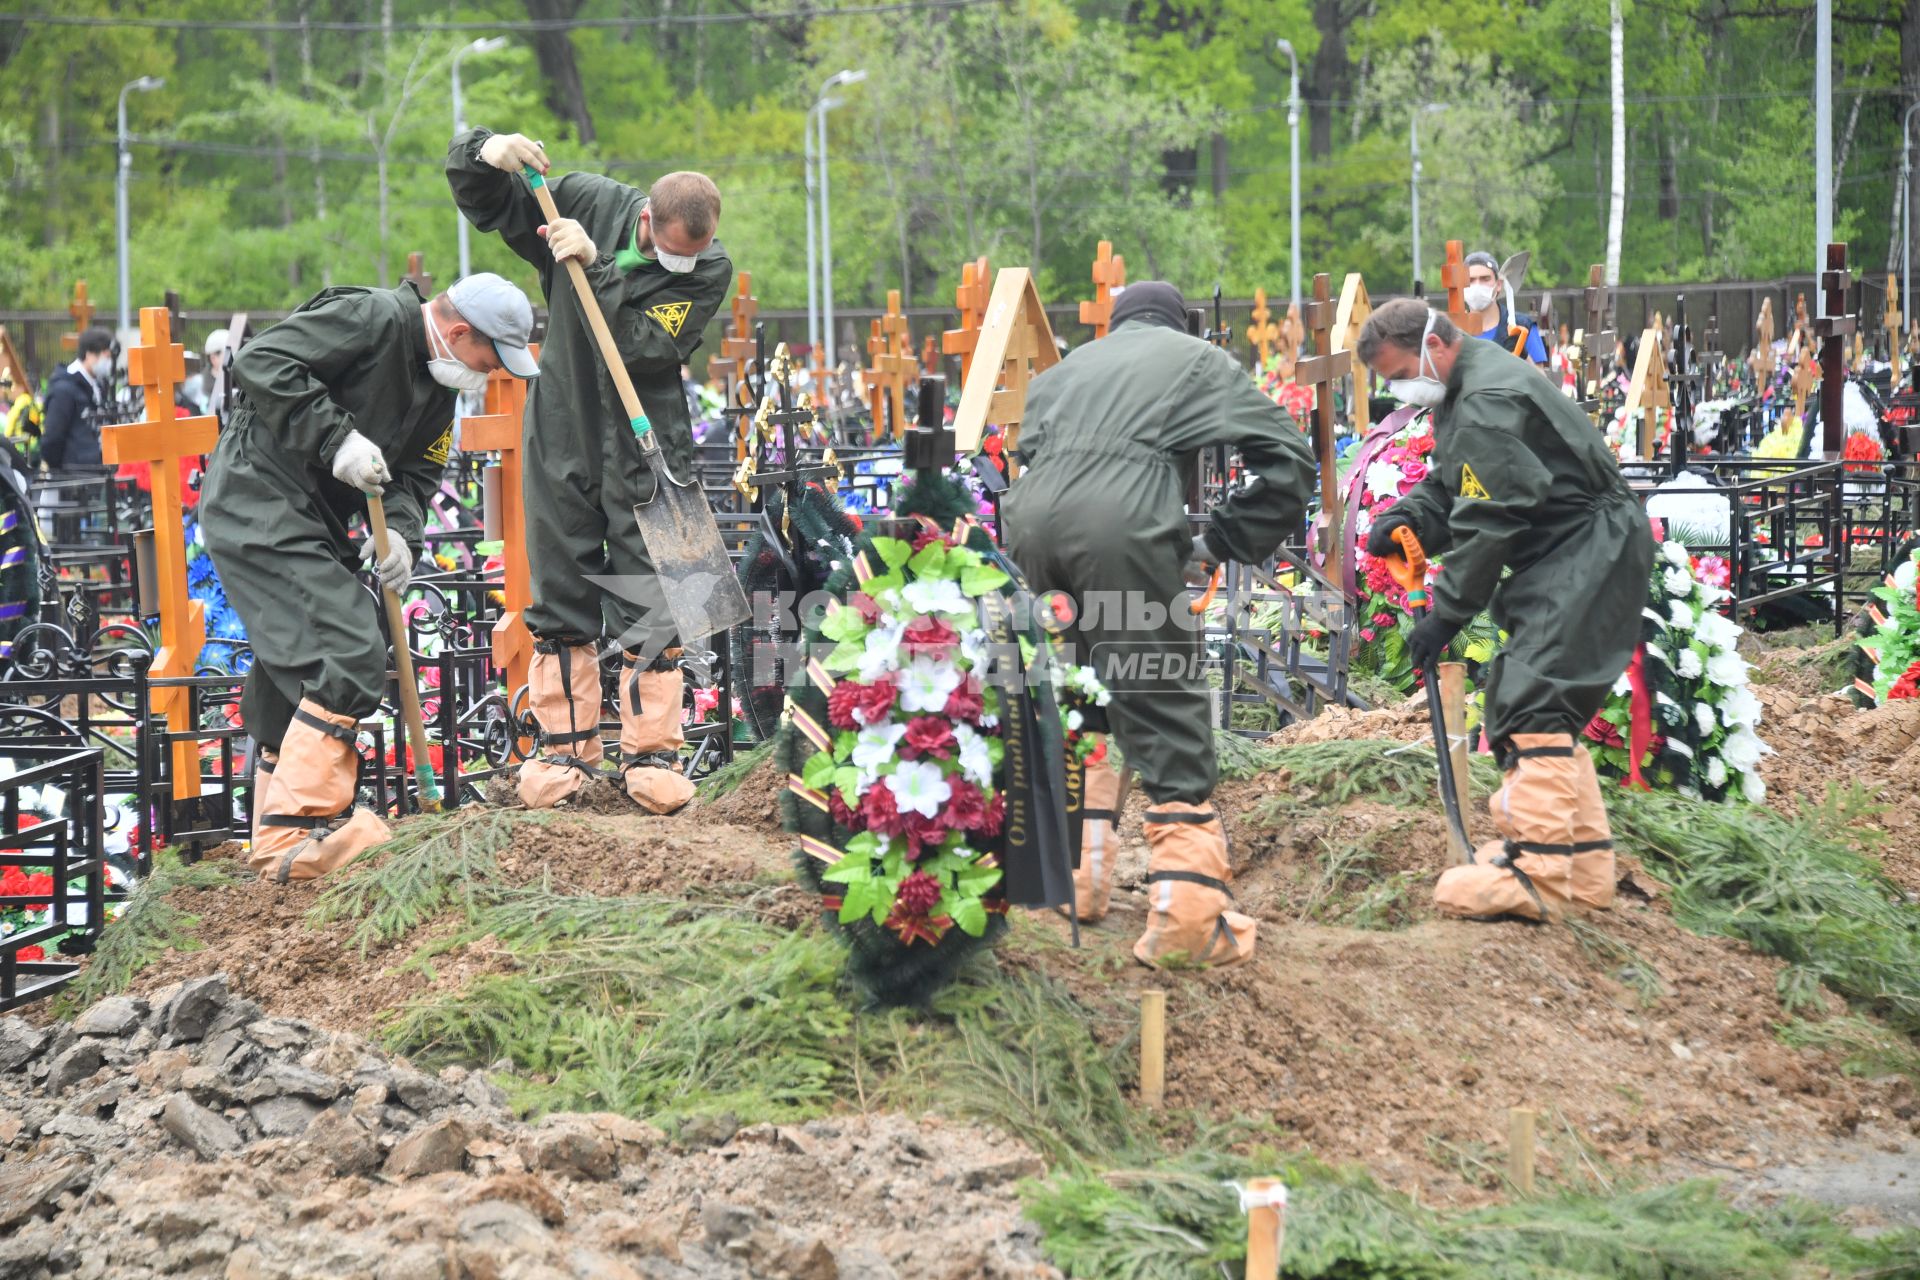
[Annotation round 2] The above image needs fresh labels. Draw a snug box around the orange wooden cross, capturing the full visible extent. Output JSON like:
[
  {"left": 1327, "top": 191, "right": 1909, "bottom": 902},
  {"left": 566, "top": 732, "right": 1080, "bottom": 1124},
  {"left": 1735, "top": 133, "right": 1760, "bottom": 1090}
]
[
  {"left": 1077, "top": 241, "right": 1127, "bottom": 339},
  {"left": 706, "top": 271, "right": 759, "bottom": 404},
  {"left": 921, "top": 332, "right": 938, "bottom": 373},
  {"left": 403, "top": 251, "right": 434, "bottom": 298},
  {"left": 61, "top": 281, "right": 94, "bottom": 351},
  {"left": 1246, "top": 287, "right": 1281, "bottom": 367},
  {"left": 102, "top": 308, "right": 219, "bottom": 800},
  {"left": 1439, "top": 241, "right": 1471, "bottom": 330},
  {"left": 1886, "top": 274, "right": 1902, "bottom": 390},
  {"left": 942, "top": 256, "right": 992, "bottom": 380},
  {"left": 461, "top": 362, "right": 534, "bottom": 707},
  {"left": 866, "top": 290, "right": 916, "bottom": 440}
]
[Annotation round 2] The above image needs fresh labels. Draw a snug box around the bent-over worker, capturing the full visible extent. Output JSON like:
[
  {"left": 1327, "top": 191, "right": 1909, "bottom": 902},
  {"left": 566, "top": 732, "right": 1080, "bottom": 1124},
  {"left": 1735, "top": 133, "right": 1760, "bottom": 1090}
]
[
  {"left": 203, "top": 274, "right": 537, "bottom": 882},
  {"left": 1357, "top": 298, "right": 1653, "bottom": 920},
  {"left": 1005, "top": 282, "right": 1317, "bottom": 969}
]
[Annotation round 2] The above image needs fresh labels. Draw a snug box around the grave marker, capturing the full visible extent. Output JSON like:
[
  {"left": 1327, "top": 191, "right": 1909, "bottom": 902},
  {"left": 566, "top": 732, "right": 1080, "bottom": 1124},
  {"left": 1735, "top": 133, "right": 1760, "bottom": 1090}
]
[
  {"left": 61, "top": 281, "right": 94, "bottom": 351},
  {"left": 1624, "top": 325, "right": 1672, "bottom": 458},
  {"left": 1247, "top": 287, "right": 1281, "bottom": 368},
  {"left": 1439, "top": 241, "right": 1471, "bottom": 331},
  {"left": 402, "top": 251, "right": 434, "bottom": 298},
  {"left": 705, "top": 271, "right": 759, "bottom": 410},
  {"left": 101, "top": 308, "right": 219, "bottom": 801},
  {"left": 1580, "top": 265, "right": 1612, "bottom": 408},
  {"left": 865, "top": 289, "right": 916, "bottom": 440},
  {"left": 1814, "top": 242, "right": 1854, "bottom": 456},
  {"left": 1887, "top": 274, "right": 1903, "bottom": 391},
  {"left": 1296, "top": 273, "right": 1352, "bottom": 592},
  {"left": 1751, "top": 297, "right": 1777, "bottom": 385},
  {"left": 1331, "top": 274, "right": 1374, "bottom": 439},
  {"left": 1077, "top": 241, "right": 1126, "bottom": 339},
  {"left": 461, "top": 363, "right": 534, "bottom": 704},
  {"left": 952, "top": 268, "right": 1060, "bottom": 472}
]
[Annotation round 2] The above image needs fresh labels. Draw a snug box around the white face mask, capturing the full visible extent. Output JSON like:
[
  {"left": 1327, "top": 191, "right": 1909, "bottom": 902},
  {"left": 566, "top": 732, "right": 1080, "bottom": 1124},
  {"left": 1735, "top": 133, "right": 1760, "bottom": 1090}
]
[
  {"left": 1387, "top": 313, "right": 1447, "bottom": 408},
  {"left": 654, "top": 249, "right": 698, "bottom": 274},
  {"left": 1463, "top": 283, "right": 1497, "bottom": 313},
  {"left": 427, "top": 313, "right": 490, "bottom": 393},
  {"left": 90, "top": 356, "right": 113, "bottom": 382}
]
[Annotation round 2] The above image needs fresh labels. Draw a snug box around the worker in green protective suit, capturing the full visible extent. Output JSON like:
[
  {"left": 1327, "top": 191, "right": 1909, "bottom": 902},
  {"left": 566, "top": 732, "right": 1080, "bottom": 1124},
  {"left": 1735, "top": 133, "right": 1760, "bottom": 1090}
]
[
  {"left": 203, "top": 274, "right": 538, "bottom": 883},
  {"left": 447, "top": 128, "right": 731, "bottom": 816},
  {"left": 1357, "top": 297, "right": 1653, "bottom": 922},
  {"left": 1004, "top": 281, "right": 1317, "bottom": 969}
]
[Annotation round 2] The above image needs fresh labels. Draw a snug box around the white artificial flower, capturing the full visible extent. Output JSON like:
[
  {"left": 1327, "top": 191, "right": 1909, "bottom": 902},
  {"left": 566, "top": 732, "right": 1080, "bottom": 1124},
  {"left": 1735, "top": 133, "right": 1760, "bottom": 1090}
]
[
  {"left": 1742, "top": 770, "right": 1767, "bottom": 803},
  {"left": 901, "top": 576, "right": 970, "bottom": 616},
  {"left": 1705, "top": 755, "right": 1728, "bottom": 788},
  {"left": 1355, "top": 507, "right": 1375, "bottom": 534},
  {"left": 1676, "top": 649, "right": 1704, "bottom": 680},
  {"left": 1065, "top": 709, "right": 1084, "bottom": 731},
  {"left": 1695, "top": 702, "right": 1717, "bottom": 737},
  {"left": 1894, "top": 556, "right": 1918, "bottom": 592},
  {"left": 851, "top": 722, "right": 909, "bottom": 772},
  {"left": 885, "top": 759, "right": 953, "bottom": 818},
  {"left": 1705, "top": 650, "right": 1749, "bottom": 688},
  {"left": 955, "top": 724, "right": 992, "bottom": 788},
  {"left": 1718, "top": 685, "right": 1763, "bottom": 729},
  {"left": 856, "top": 620, "right": 907, "bottom": 684},
  {"left": 1365, "top": 460, "right": 1403, "bottom": 503},
  {"left": 898, "top": 655, "right": 964, "bottom": 713},
  {"left": 1694, "top": 610, "right": 1740, "bottom": 652},
  {"left": 1720, "top": 728, "right": 1770, "bottom": 771},
  {"left": 1664, "top": 566, "right": 1695, "bottom": 598},
  {"left": 1612, "top": 672, "right": 1635, "bottom": 698},
  {"left": 1662, "top": 541, "right": 1691, "bottom": 568},
  {"left": 1668, "top": 600, "right": 1695, "bottom": 630}
]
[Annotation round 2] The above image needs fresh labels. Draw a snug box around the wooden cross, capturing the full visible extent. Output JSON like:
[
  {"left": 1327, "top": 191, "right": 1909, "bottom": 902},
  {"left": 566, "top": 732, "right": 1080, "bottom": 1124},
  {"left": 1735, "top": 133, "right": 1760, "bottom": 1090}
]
[
  {"left": 941, "top": 256, "right": 992, "bottom": 381},
  {"left": 1886, "top": 274, "right": 1902, "bottom": 391},
  {"left": 1331, "top": 274, "right": 1374, "bottom": 439},
  {"left": 61, "top": 281, "right": 94, "bottom": 351},
  {"left": 865, "top": 289, "right": 916, "bottom": 440},
  {"left": 1812, "top": 241, "right": 1854, "bottom": 456},
  {"left": 1439, "top": 241, "right": 1471, "bottom": 331},
  {"left": 403, "top": 251, "right": 434, "bottom": 298},
  {"left": 1077, "top": 241, "right": 1126, "bottom": 339},
  {"left": 1295, "top": 273, "right": 1353, "bottom": 593},
  {"left": 1271, "top": 303, "right": 1303, "bottom": 383},
  {"left": 1751, "top": 297, "right": 1777, "bottom": 384},
  {"left": 1247, "top": 287, "right": 1281, "bottom": 367},
  {"left": 1624, "top": 325, "right": 1672, "bottom": 457},
  {"left": 705, "top": 271, "right": 759, "bottom": 408},
  {"left": 461, "top": 361, "right": 534, "bottom": 710},
  {"left": 101, "top": 309, "right": 220, "bottom": 801},
  {"left": 952, "top": 268, "right": 1059, "bottom": 474},
  {"left": 1580, "top": 265, "right": 1612, "bottom": 405},
  {"left": 1789, "top": 341, "right": 1819, "bottom": 422},
  {"left": 921, "top": 332, "right": 938, "bottom": 373}
]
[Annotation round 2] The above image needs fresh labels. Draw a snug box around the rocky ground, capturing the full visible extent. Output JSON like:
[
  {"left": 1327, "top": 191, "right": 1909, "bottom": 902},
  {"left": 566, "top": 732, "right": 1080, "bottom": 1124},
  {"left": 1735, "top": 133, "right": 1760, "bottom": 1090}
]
[{"left": 0, "top": 975, "right": 1057, "bottom": 1280}]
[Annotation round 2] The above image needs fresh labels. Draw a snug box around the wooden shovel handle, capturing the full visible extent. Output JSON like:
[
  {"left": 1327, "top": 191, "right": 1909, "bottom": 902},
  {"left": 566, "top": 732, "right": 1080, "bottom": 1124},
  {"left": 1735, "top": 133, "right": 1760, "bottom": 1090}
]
[
  {"left": 522, "top": 167, "right": 654, "bottom": 444},
  {"left": 366, "top": 494, "right": 436, "bottom": 789}
]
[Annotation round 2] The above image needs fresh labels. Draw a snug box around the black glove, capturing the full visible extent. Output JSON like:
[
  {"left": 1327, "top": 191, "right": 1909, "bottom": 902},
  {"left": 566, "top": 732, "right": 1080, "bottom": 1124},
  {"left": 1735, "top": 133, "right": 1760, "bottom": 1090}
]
[
  {"left": 1366, "top": 514, "right": 1413, "bottom": 559},
  {"left": 1405, "top": 611, "right": 1462, "bottom": 672}
]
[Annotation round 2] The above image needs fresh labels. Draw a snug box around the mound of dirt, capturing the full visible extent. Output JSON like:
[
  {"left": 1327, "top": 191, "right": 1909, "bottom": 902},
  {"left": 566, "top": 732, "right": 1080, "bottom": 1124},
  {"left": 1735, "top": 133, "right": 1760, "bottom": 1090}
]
[
  {"left": 692, "top": 749, "right": 786, "bottom": 833},
  {"left": 0, "top": 975, "right": 1056, "bottom": 1280},
  {"left": 1753, "top": 688, "right": 1920, "bottom": 890},
  {"left": 1264, "top": 701, "right": 1431, "bottom": 746}
]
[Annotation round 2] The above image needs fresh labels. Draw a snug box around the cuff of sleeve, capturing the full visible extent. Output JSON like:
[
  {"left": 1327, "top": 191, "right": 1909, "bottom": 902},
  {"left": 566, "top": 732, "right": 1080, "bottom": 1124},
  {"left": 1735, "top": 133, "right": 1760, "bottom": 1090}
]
[
  {"left": 319, "top": 422, "right": 356, "bottom": 471},
  {"left": 1201, "top": 527, "right": 1233, "bottom": 565}
]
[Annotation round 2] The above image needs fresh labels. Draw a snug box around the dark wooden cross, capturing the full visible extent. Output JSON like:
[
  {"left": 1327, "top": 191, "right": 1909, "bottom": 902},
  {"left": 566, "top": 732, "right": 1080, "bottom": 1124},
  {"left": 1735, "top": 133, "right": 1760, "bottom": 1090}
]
[
  {"left": 1439, "top": 241, "right": 1471, "bottom": 332},
  {"left": 941, "top": 256, "right": 992, "bottom": 381},
  {"left": 1077, "top": 241, "right": 1126, "bottom": 339},
  {"left": 1580, "top": 264, "right": 1611, "bottom": 409},
  {"left": 61, "top": 281, "right": 94, "bottom": 351},
  {"left": 1295, "top": 272, "right": 1353, "bottom": 593},
  {"left": 403, "top": 251, "right": 434, "bottom": 298},
  {"left": 1813, "top": 242, "right": 1854, "bottom": 456}
]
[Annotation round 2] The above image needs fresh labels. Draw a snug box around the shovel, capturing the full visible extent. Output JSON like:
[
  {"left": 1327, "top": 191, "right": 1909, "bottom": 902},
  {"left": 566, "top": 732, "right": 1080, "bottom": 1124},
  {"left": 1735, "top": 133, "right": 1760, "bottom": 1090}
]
[
  {"left": 366, "top": 494, "right": 443, "bottom": 813},
  {"left": 522, "top": 164, "right": 750, "bottom": 644},
  {"left": 1385, "top": 526, "right": 1470, "bottom": 858}
]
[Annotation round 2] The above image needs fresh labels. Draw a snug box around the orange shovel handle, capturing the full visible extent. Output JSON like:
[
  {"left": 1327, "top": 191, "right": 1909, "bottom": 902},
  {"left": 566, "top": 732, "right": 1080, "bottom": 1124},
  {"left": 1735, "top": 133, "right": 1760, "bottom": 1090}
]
[
  {"left": 1189, "top": 566, "right": 1223, "bottom": 615},
  {"left": 1388, "top": 524, "right": 1430, "bottom": 608}
]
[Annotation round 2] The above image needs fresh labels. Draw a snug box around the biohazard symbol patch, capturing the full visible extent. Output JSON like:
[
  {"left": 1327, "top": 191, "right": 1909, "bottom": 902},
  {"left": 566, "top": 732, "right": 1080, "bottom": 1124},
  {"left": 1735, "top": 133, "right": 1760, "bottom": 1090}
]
[
  {"left": 425, "top": 426, "right": 453, "bottom": 466},
  {"left": 1458, "top": 462, "right": 1491, "bottom": 500},
  {"left": 647, "top": 300, "right": 692, "bottom": 337}
]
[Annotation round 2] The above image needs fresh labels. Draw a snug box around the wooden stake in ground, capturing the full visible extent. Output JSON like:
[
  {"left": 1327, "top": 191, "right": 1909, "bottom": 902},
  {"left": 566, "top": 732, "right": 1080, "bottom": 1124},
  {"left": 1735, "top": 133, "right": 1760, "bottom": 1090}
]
[
  {"left": 1508, "top": 1106, "right": 1538, "bottom": 1195},
  {"left": 1077, "top": 241, "right": 1126, "bottom": 339},
  {"left": 1138, "top": 988, "right": 1166, "bottom": 1107},
  {"left": 1239, "top": 1178, "right": 1288, "bottom": 1280},
  {"left": 102, "top": 308, "right": 219, "bottom": 803},
  {"left": 1438, "top": 661, "right": 1472, "bottom": 863},
  {"left": 1295, "top": 273, "right": 1352, "bottom": 593}
]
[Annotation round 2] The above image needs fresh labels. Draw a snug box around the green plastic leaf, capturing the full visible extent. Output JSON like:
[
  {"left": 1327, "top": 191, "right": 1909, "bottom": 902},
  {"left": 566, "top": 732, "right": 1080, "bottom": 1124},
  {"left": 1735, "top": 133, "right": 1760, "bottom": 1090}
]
[
  {"left": 957, "top": 863, "right": 1002, "bottom": 894},
  {"left": 822, "top": 856, "right": 871, "bottom": 885},
  {"left": 837, "top": 880, "right": 875, "bottom": 922},
  {"left": 833, "top": 767, "right": 862, "bottom": 806},
  {"left": 865, "top": 570, "right": 904, "bottom": 596},
  {"left": 823, "top": 639, "right": 866, "bottom": 674},
  {"left": 951, "top": 896, "right": 989, "bottom": 937},
  {"left": 871, "top": 537, "right": 913, "bottom": 570},
  {"left": 821, "top": 604, "right": 870, "bottom": 644},
  {"left": 909, "top": 541, "right": 950, "bottom": 578},
  {"left": 961, "top": 564, "right": 1011, "bottom": 597},
  {"left": 802, "top": 751, "right": 837, "bottom": 790}
]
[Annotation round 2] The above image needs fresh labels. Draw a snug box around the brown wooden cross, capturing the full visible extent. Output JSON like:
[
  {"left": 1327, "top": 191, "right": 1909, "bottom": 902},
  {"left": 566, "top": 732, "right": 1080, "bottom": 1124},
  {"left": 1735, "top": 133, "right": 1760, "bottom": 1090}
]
[
  {"left": 1331, "top": 274, "right": 1374, "bottom": 439},
  {"left": 941, "top": 256, "right": 992, "bottom": 381},
  {"left": 952, "top": 268, "right": 1059, "bottom": 475},
  {"left": 865, "top": 289, "right": 916, "bottom": 440},
  {"left": 461, "top": 360, "right": 535, "bottom": 711},
  {"left": 1077, "top": 241, "right": 1127, "bottom": 339},
  {"left": 1813, "top": 241, "right": 1854, "bottom": 455},
  {"left": 1624, "top": 325, "right": 1673, "bottom": 457},
  {"left": 705, "top": 271, "right": 759, "bottom": 408},
  {"left": 61, "top": 281, "right": 94, "bottom": 352},
  {"left": 1270, "top": 303, "right": 1303, "bottom": 382},
  {"left": 1295, "top": 273, "right": 1352, "bottom": 593},
  {"left": 101, "top": 308, "right": 220, "bottom": 800},
  {"left": 1887, "top": 274, "right": 1903, "bottom": 391},
  {"left": 1439, "top": 241, "right": 1471, "bottom": 331},
  {"left": 1247, "top": 287, "right": 1281, "bottom": 367},
  {"left": 1580, "top": 265, "right": 1612, "bottom": 406},
  {"left": 403, "top": 251, "right": 434, "bottom": 298}
]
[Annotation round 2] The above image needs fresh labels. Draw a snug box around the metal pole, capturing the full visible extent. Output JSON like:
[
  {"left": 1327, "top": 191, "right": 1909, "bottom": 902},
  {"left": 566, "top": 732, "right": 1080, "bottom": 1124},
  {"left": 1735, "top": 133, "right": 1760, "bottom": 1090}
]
[
  {"left": 821, "top": 100, "right": 838, "bottom": 374},
  {"left": 1903, "top": 102, "right": 1920, "bottom": 345},
  {"left": 117, "top": 85, "right": 132, "bottom": 335},
  {"left": 1278, "top": 39, "right": 1301, "bottom": 308},
  {"left": 1815, "top": 0, "right": 1833, "bottom": 314},
  {"left": 804, "top": 101, "right": 820, "bottom": 360},
  {"left": 1410, "top": 111, "right": 1422, "bottom": 297},
  {"left": 452, "top": 38, "right": 506, "bottom": 281}
]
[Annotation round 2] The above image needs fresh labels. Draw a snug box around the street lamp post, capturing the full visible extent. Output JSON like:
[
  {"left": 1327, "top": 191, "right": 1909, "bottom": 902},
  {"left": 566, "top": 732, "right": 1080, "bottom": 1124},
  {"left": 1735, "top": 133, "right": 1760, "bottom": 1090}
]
[
  {"left": 117, "top": 75, "right": 164, "bottom": 334},
  {"left": 453, "top": 37, "right": 509, "bottom": 280},
  {"left": 814, "top": 69, "right": 867, "bottom": 376},
  {"left": 1409, "top": 102, "right": 1447, "bottom": 296},
  {"left": 1276, "top": 39, "right": 1301, "bottom": 308},
  {"left": 1903, "top": 102, "right": 1920, "bottom": 354}
]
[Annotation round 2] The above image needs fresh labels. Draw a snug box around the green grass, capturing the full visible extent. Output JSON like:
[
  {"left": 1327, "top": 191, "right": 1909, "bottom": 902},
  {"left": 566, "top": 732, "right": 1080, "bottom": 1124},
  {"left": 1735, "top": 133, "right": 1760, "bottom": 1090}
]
[
  {"left": 56, "top": 849, "right": 238, "bottom": 1014},
  {"left": 1777, "top": 1014, "right": 1920, "bottom": 1084},
  {"left": 1218, "top": 734, "right": 1500, "bottom": 803},
  {"left": 699, "top": 740, "right": 776, "bottom": 799}
]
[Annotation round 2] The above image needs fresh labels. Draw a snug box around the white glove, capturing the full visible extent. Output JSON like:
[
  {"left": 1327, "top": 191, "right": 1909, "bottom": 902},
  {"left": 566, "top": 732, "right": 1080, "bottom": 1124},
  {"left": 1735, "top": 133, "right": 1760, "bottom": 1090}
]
[
  {"left": 540, "top": 218, "right": 597, "bottom": 267},
  {"left": 361, "top": 532, "right": 412, "bottom": 595},
  {"left": 1186, "top": 533, "right": 1221, "bottom": 577},
  {"left": 478, "top": 132, "right": 549, "bottom": 175},
  {"left": 331, "top": 430, "right": 390, "bottom": 493}
]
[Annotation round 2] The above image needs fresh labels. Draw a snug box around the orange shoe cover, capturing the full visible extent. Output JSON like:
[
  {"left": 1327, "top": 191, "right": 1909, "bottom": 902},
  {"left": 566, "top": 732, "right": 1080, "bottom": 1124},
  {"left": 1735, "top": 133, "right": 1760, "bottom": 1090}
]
[
  {"left": 1066, "top": 747, "right": 1123, "bottom": 922},
  {"left": 1133, "top": 801, "right": 1256, "bottom": 969},
  {"left": 249, "top": 700, "right": 390, "bottom": 884},
  {"left": 619, "top": 654, "right": 693, "bottom": 814},
  {"left": 1435, "top": 733, "right": 1615, "bottom": 921},
  {"left": 518, "top": 641, "right": 606, "bottom": 808}
]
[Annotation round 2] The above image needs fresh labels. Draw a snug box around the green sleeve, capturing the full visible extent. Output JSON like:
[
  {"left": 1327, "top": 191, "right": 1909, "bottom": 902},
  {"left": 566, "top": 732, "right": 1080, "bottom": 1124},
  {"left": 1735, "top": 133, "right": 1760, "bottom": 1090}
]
[
  {"left": 1430, "top": 412, "right": 1553, "bottom": 624},
  {"left": 230, "top": 294, "right": 373, "bottom": 469},
  {"left": 1162, "top": 346, "right": 1317, "bottom": 565},
  {"left": 446, "top": 128, "right": 548, "bottom": 274},
  {"left": 380, "top": 436, "right": 448, "bottom": 551},
  {"left": 1380, "top": 474, "right": 1454, "bottom": 558}
]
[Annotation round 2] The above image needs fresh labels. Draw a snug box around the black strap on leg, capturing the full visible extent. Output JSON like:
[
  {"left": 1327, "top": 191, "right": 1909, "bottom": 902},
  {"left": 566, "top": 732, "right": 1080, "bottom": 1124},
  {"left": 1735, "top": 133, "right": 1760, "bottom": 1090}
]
[
  {"left": 292, "top": 707, "right": 357, "bottom": 746},
  {"left": 1079, "top": 808, "right": 1116, "bottom": 824},
  {"left": 1145, "top": 869, "right": 1233, "bottom": 899},
  {"left": 624, "top": 750, "right": 681, "bottom": 775},
  {"left": 1503, "top": 838, "right": 1613, "bottom": 856},
  {"left": 1142, "top": 809, "right": 1218, "bottom": 826},
  {"left": 1491, "top": 846, "right": 1553, "bottom": 920}
]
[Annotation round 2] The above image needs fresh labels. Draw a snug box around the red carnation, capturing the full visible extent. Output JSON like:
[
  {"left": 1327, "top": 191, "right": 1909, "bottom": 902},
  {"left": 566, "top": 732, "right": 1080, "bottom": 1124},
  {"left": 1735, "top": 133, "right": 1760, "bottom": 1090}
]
[
  {"left": 14, "top": 946, "right": 43, "bottom": 962},
  {"left": 1889, "top": 660, "right": 1920, "bottom": 701},
  {"left": 846, "top": 514, "right": 864, "bottom": 533},
  {"left": 895, "top": 870, "right": 941, "bottom": 916},
  {"left": 853, "top": 678, "right": 897, "bottom": 724},
  {"left": 911, "top": 527, "right": 952, "bottom": 552},
  {"left": 827, "top": 789, "right": 856, "bottom": 828},
  {"left": 901, "top": 615, "right": 959, "bottom": 660},
  {"left": 904, "top": 810, "right": 950, "bottom": 858},
  {"left": 850, "top": 592, "right": 882, "bottom": 626},
  {"left": 980, "top": 793, "right": 1006, "bottom": 836},
  {"left": 945, "top": 778, "right": 987, "bottom": 830},
  {"left": 827, "top": 680, "right": 866, "bottom": 730},
  {"left": 1584, "top": 714, "right": 1623, "bottom": 748},
  {"left": 903, "top": 716, "right": 956, "bottom": 759},
  {"left": 859, "top": 783, "right": 906, "bottom": 835},
  {"left": 944, "top": 680, "right": 985, "bottom": 724}
]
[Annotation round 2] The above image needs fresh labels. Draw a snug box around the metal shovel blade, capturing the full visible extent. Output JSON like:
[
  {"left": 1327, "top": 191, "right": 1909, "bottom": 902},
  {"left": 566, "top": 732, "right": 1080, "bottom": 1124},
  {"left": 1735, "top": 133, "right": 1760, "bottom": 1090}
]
[{"left": 629, "top": 478, "right": 750, "bottom": 644}]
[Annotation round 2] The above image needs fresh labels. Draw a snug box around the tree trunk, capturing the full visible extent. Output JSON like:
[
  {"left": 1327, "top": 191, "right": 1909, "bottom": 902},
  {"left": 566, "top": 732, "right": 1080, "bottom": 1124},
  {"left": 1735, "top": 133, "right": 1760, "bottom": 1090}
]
[
  {"left": 1905, "top": 0, "right": 1920, "bottom": 278},
  {"left": 1605, "top": 0, "right": 1626, "bottom": 287},
  {"left": 1210, "top": 132, "right": 1228, "bottom": 202},
  {"left": 523, "top": 0, "right": 597, "bottom": 144},
  {"left": 1307, "top": 0, "right": 1350, "bottom": 160}
]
